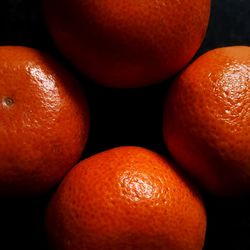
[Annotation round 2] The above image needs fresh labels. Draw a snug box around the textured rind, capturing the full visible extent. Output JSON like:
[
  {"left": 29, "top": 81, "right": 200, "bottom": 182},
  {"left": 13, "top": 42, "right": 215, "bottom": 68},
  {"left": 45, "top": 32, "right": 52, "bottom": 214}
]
[
  {"left": 163, "top": 46, "right": 250, "bottom": 195},
  {"left": 0, "top": 46, "right": 89, "bottom": 196},
  {"left": 42, "top": 0, "right": 211, "bottom": 87},
  {"left": 46, "top": 146, "right": 206, "bottom": 250}
]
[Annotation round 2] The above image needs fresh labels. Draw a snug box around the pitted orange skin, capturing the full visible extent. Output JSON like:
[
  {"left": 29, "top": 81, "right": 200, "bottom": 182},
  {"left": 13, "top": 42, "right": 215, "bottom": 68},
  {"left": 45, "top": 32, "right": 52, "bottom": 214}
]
[
  {"left": 0, "top": 46, "right": 89, "bottom": 196},
  {"left": 43, "top": 0, "right": 210, "bottom": 87},
  {"left": 46, "top": 146, "right": 206, "bottom": 250},
  {"left": 163, "top": 46, "right": 250, "bottom": 195}
]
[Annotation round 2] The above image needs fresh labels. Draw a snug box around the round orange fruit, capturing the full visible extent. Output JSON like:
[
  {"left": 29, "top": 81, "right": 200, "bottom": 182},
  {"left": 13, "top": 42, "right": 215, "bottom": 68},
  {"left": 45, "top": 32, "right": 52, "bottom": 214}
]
[
  {"left": 163, "top": 46, "right": 250, "bottom": 195},
  {"left": 0, "top": 46, "right": 89, "bottom": 196},
  {"left": 46, "top": 146, "right": 207, "bottom": 250},
  {"left": 42, "top": 0, "right": 210, "bottom": 88}
]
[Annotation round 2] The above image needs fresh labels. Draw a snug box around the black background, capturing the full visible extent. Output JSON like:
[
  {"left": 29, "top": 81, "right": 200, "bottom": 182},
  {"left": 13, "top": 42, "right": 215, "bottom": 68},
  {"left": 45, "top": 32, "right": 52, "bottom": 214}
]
[{"left": 0, "top": 0, "right": 249, "bottom": 249}]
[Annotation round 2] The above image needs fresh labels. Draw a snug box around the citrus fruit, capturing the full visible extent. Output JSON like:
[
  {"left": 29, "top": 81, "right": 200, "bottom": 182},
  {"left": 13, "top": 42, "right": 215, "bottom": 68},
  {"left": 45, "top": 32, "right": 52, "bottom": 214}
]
[
  {"left": 163, "top": 46, "right": 250, "bottom": 195},
  {"left": 46, "top": 146, "right": 207, "bottom": 250},
  {"left": 42, "top": 0, "right": 210, "bottom": 88},
  {"left": 0, "top": 46, "right": 89, "bottom": 196}
]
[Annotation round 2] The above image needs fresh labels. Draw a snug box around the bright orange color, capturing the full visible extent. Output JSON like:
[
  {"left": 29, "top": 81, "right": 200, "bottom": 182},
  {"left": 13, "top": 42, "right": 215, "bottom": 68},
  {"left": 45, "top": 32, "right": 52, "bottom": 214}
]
[
  {"left": 42, "top": 0, "right": 210, "bottom": 88},
  {"left": 163, "top": 46, "right": 250, "bottom": 195},
  {"left": 46, "top": 146, "right": 206, "bottom": 250},
  {"left": 0, "top": 46, "right": 89, "bottom": 196}
]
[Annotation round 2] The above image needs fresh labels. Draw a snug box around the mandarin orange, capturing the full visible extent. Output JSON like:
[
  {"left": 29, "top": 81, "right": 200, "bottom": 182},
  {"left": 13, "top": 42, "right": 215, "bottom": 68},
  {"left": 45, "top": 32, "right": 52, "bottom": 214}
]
[
  {"left": 46, "top": 146, "right": 206, "bottom": 250},
  {"left": 163, "top": 46, "right": 250, "bottom": 195},
  {"left": 42, "top": 0, "right": 210, "bottom": 87},
  {"left": 0, "top": 46, "right": 89, "bottom": 196}
]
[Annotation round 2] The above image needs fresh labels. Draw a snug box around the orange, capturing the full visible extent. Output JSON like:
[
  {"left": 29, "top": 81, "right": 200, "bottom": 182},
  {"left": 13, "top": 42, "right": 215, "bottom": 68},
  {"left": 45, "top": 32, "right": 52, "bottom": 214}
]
[
  {"left": 42, "top": 0, "right": 210, "bottom": 88},
  {"left": 0, "top": 46, "right": 89, "bottom": 196},
  {"left": 46, "top": 146, "right": 206, "bottom": 250},
  {"left": 163, "top": 46, "right": 250, "bottom": 195}
]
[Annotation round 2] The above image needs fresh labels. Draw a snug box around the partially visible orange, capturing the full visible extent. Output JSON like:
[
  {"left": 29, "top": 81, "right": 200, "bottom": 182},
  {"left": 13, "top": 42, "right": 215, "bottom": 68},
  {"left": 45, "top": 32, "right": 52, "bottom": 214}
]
[
  {"left": 42, "top": 0, "right": 210, "bottom": 88},
  {"left": 46, "top": 146, "right": 206, "bottom": 250},
  {"left": 0, "top": 46, "right": 89, "bottom": 196},
  {"left": 163, "top": 46, "right": 250, "bottom": 195}
]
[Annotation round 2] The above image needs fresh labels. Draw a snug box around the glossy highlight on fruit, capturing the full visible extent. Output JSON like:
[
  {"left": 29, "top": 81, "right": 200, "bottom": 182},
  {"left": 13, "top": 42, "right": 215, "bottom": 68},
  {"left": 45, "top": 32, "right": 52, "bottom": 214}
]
[
  {"left": 43, "top": 0, "right": 211, "bottom": 88},
  {"left": 46, "top": 146, "right": 206, "bottom": 250},
  {"left": 0, "top": 46, "right": 89, "bottom": 196},
  {"left": 163, "top": 46, "right": 250, "bottom": 195}
]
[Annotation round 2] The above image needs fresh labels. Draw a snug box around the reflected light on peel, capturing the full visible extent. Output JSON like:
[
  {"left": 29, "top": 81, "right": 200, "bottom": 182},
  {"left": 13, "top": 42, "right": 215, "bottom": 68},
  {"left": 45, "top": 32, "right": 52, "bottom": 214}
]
[
  {"left": 119, "top": 171, "right": 155, "bottom": 202},
  {"left": 26, "top": 63, "right": 61, "bottom": 111}
]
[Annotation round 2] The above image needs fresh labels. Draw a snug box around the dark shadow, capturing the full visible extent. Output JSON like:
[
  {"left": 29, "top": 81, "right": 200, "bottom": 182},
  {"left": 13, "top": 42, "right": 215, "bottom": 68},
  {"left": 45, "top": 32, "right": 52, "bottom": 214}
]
[{"left": 0, "top": 193, "right": 51, "bottom": 250}]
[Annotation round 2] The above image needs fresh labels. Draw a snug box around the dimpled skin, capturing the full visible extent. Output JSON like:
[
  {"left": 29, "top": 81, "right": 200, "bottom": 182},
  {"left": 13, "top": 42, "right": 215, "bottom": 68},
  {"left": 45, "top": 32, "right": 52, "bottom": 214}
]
[
  {"left": 42, "top": 0, "right": 210, "bottom": 88},
  {"left": 163, "top": 46, "right": 250, "bottom": 195},
  {"left": 46, "top": 146, "right": 206, "bottom": 250},
  {"left": 0, "top": 46, "right": 89, "bottom": 196}
]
